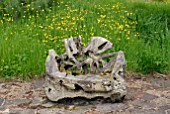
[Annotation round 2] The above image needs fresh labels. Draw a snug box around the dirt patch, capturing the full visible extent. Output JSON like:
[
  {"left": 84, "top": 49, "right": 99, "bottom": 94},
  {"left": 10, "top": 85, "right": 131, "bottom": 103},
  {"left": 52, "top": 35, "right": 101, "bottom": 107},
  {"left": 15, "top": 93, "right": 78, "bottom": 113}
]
[{"left": 0, "top": 75, "right": 170, "bottom": 114}]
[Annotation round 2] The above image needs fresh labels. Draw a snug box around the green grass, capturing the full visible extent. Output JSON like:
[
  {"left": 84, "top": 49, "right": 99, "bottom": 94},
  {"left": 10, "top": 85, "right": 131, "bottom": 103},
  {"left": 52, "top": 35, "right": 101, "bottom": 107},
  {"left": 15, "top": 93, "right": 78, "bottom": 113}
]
[
  {"left": 0, "top": 23, "right": 46, "bottom": 79},
  {"left": 0, "top": 0, "right": 170, "bottom": 79},
  {"left": 124, "top": 1, "right": 170, "bottom": 73}
]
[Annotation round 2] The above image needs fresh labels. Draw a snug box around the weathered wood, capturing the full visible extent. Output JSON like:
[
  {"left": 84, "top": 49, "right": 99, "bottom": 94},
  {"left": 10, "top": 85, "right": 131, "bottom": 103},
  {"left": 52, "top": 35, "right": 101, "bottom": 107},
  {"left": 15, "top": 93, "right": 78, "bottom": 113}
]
[
  {"left": 111, "top": 51, "right": 126, "bottom": 78},
  {"left": 45, "top": 36, "right": 127, "bottom": 102},
  {"left": 99, "top": 52, "right": 117, "bottom": 59},
  {"left": 45, "top": 49, "right": 59, "bottom": 74},
  {"left": 84, "top": 36, "right": 113, "bottom": 54},
  {"left": 62, "top": 37, "right": 82, "bottom": 70}
]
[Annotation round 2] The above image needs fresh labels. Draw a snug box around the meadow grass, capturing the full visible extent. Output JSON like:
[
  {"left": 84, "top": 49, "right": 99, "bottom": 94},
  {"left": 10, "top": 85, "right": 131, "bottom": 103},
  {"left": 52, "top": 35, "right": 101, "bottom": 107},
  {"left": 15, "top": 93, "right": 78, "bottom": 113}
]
[
  {"left": 0, "top": 23, "right": 46, "bottom": 79},
  {"left": 0, "top": 0, "right": 170, "bottom": 79},
  {"left": 124, "top": 1, "right": 170, "bottom": 73}
]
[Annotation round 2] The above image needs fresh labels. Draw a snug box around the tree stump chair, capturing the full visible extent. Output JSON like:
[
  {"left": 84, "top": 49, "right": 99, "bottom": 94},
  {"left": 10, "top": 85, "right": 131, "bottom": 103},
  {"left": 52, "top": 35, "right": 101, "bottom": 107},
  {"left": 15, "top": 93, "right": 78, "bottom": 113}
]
[{"left": 45, "top": 36, "right": 127, "bottom": 102}]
